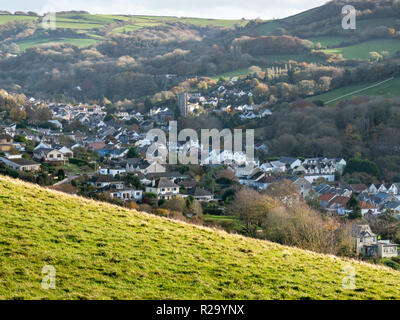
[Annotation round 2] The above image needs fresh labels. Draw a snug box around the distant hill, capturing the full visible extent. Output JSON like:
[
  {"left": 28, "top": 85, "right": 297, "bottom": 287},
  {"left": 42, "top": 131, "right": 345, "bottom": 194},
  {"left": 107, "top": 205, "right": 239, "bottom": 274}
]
[
  {"left": 0, "top": 12, "right": 248, "bottom": 51},
  {"left": 1, "top": 175, "right": 400, "bottom": 300}
]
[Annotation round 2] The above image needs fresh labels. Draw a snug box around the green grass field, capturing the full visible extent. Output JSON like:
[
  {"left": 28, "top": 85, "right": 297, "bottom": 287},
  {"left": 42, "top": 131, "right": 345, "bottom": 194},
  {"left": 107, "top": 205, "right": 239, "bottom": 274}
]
[
  {"left": 0, "top": 14, "right": 38, "bottom": 25},
  {"left": 308, "top": 77, "right": 400, "bottom": 105},
  {"left": 203, "top": 215, "right": 239, "bottom": 222},
  {"left": 16, "top": 37, "right": 98, "bottom": 51},
  {"left": 2, "top": 13, "right": 247, "bottom": 50},
  {"left": 1, "top": 175, "right": 400, "bottom": 300},
  {"left": 256, "top": 21, "right": 284, "bottom": 35},
  {"left": 324, "top": 39, "right": 400, "bottom": 60},
  {"left": 307, "top": 36, "right": 349, "bottom": 48}
]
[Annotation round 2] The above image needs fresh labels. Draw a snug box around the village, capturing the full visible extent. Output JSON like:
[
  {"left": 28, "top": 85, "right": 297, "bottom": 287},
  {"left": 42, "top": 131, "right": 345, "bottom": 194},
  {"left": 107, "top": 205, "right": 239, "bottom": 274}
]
[{"left": 1, "top": 88, "right": 400, "bottom": 260}]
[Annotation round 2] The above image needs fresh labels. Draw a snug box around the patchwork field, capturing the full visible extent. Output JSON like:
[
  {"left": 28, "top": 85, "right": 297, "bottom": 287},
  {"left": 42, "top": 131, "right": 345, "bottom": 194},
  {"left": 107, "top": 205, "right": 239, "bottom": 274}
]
[
  {"left": 1, "top": 175, "right": 400, "bottom": 300},
  {"left": 2, "top": 13, "right": 248, "bottom": 51}
]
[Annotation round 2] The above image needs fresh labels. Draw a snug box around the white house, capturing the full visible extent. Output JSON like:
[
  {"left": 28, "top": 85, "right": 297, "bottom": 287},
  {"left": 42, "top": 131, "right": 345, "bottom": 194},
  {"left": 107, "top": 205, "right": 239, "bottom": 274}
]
[
  {"left": 369, "top": 184, "right": 378, "bottom": 194},
  {"left": 146, "top": 178, "right": 180, "bottom": 200},
  {"left": 110, "top": 189, "right": 143, "bottom": 202}
]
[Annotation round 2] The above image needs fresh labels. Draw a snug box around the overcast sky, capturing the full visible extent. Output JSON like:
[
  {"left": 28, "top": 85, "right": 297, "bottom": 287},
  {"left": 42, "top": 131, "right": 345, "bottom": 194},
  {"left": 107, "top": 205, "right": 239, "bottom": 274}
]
[{"left": 1, "top": 0, "right": 328, "bottom": 20}]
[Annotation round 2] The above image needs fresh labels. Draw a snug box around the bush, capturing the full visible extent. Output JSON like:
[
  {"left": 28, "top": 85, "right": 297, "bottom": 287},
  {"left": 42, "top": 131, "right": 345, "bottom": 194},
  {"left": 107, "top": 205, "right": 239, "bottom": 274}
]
[
  {"left": 154, "top": 208, "right": 171, "bottom": 217},
  {"left": 383, "top": 259, "right": 400, "bottom": 270},
  {"left": 69, "top": 158, "right": 89, "bottom": 166}
]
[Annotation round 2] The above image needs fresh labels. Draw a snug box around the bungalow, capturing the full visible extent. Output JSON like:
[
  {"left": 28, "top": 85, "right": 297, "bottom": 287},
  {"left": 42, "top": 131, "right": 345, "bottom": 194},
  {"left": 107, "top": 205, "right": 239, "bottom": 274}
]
[
  {"left": 89, "top": 176, "right": 125, "bottom": 190},
  {"left": 189, "top": 187, "right": 214, "bottom": 202},
  {"left": 0, "top": 157, "right": 41, "bottom": 172},
  {"left": 109, "top": 189, "right": 143, "bottom": 202},
  {"left": 99, "top": 167, "right": 127, "bottom": 176},
  {"left": 33, "top": 148, "right": 68, "bottom": 164},
  {"left": 54, "top": 146, "right": 74, "bottom": 159}
]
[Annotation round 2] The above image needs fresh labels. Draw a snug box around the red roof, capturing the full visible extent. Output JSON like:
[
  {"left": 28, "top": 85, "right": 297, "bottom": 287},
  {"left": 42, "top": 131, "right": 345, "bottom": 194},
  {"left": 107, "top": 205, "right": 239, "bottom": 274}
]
[
  {"left": 360, "top": 201, "right": 376, "bottom": 210},
  {"left": 328, "top": 196, "right": 350, "bottom": 208},
  {"left": 319, "top": 193, "right": 336, "bottom": 202}
]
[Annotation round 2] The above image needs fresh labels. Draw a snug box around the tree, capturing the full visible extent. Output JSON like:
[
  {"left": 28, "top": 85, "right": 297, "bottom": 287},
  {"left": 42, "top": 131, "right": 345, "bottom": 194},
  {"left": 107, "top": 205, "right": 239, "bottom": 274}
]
[
  {"left": 161, "top": 196, "right": 186, "bottom": 213},
  {"left": 263, "top": 180, "right": 301, "bottom": 207},
  {"left": 262, "top": 204, "right": 341, "bottom": 254},
  {"left": 187, "top": 200, "right": 203, "bottom": 217},
  {"left": 369, "top": 52, "right": 382, "bottom": 63},
  {"left": 347, "top": 194, "right": 362, "bottom": 220},
  {"left": 343, "top": 158, "right": 380, "bottom": 178},
  {"left": 229, "top": 188, "right": 278, "bottom": 236},
  {"left": 127, "top": 147, "right": 140, "bottom": 158},
  {"left": 57, "top": 169, "right": 65, "bottom": 181},
  {"left": 124, "top": 173, "right": 142, "bottom": 189},
  {"left": 253, "top": 83, "right": 270, "bottom": 104}
]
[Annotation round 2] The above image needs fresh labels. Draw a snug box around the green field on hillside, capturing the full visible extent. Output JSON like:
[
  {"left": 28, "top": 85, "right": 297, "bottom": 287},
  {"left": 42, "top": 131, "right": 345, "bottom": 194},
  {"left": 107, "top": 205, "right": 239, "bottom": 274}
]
[
  {"left": 307, "top": 36, "right": 349, "bottom": 48},
  {"left": 0, "top": 14, "right": 38, "bottom": 25},
  {"left": 308, "top": 77, "right": 400, "bottom": 105},
  {"left": 256, "top": 21, "right": 285, "bottom": 35},
  {"left": 54, "top": 13, "right": 132, "bottom": 30},
  {"left": 324, "top": 39, "right": 400, "bottom": 60},
  {"left": 1, "top": 175, "right": 400, "bottom": 300},
  {"left": 16, "top": 37, "right": 98, "bottom": 51}
]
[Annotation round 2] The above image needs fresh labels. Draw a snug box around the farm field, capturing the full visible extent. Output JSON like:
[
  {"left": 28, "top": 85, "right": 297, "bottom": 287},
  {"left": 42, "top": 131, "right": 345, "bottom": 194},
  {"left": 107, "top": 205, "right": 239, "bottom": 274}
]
[
  {"left": 306, "top": 36, "right": 349, "bottom": 48},
  {"left": 0, "top": 14, "right": 38, "bottom": 25},
  {"left": 323, "top": 39, "right": 400, "bottom": 60},
  {"left": 16, "top": 37, "right": 98, "bottom": 51},
  {"left": 1, "top": 175, "right": 400, "bottom": 300},
  {"left": 308, "top": 77, "right": 400, "bottom": 105}
]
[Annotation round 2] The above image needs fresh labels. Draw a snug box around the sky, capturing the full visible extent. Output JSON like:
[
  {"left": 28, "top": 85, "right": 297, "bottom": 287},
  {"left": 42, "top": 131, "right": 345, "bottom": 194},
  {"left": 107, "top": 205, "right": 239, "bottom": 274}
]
[{"left": 1, "top": 0, "right": 328, "bottom": 20}]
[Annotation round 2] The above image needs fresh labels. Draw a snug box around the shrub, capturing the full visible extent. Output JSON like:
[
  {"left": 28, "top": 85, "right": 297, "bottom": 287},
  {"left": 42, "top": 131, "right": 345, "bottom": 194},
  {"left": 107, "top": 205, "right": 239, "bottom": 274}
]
[{"left": 154, "top": 209, "right": 171, "bottom": 217}]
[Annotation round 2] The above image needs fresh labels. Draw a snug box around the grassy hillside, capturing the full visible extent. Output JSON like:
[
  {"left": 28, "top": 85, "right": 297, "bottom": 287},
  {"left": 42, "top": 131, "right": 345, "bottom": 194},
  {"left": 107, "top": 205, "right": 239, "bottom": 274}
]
[
  {"left": 1, "top": 175, "right": 400, "bottom": 300},
  {"left": 309, "top": 77, "right": 400, "bottom": 105},
  {"left": 324, "top": 39, "right": 400, "bottom": 60},
  {"left": 0, "top": 14, "right": 38, "bottom": 25}
]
